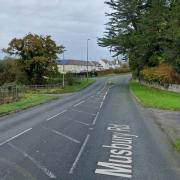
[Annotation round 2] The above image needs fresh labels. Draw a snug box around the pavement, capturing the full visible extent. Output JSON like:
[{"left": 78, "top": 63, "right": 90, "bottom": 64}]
[
  {"left": 0, "top": 75, "right": 180, "bottom": 180},
  {"left": 147, "top": 108, "right": 180, "bottom": 145}
]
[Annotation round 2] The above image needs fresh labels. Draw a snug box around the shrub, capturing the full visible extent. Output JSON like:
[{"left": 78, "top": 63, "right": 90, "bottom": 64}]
[
  {"left": 141, "top": 64, "right": 180, "bottom": 86},
  {"left": 66, "top": 73, "right": 75, "bottom": 86},
  {"left": 97, "top": 67, "right": 131, "bottom": 76}
]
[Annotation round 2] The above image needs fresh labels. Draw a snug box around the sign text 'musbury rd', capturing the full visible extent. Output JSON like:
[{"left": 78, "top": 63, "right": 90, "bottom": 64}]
[{"left": 95, "top": 124, "right": 138, "bottom": 178}]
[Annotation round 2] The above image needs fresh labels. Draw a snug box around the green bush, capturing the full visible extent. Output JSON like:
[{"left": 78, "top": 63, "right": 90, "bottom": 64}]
[
  {"left": 66, "top": 73, "right": 76, "bottom": 86},
  {"left": 97, "top": 67, "right": 131, "bottom": 76}
]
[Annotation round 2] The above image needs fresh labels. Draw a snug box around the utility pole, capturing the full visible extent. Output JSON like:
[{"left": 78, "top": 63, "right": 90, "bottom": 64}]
[
  {"left": 62, "top": 50, "right": 67, "bottom": 88},
  {"left": 86, "top": 39, "right": 90, "bottom": 81}
]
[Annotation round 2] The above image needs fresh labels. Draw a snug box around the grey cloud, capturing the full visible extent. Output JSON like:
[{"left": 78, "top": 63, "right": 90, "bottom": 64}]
[{"left": 0, "top": 0, "right": 111, "bottom": 60}]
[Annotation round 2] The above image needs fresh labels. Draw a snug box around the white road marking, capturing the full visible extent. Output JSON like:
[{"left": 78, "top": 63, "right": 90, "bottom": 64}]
[
  {"left": 42, "top": 126, "right": 80, "bottom": 144},
  {"left": 73, "top": 101, "right": 85, "bottom": 107},
  {"left": 100, "top": 102, "right": 103, "bottom": 109},
  {"left": 0, "top": 128, "right": 32, "bottom": 146},
  {"left": 8, "top": 143, "right": 56, "bottom": 179},
  {"left": 95, "top": 124, "right": 138, "bottom": 178},
  {"left": 46, "top": 110, "right": 67, "bottom": 121},
  {"left": 69, "top": 134, "right": 90, "bottom": 174},
  {"left": 92, "top": 112, "right": 100, "bottom": 125},
  {"left": 103, "top": 95, "right": 106, "bottom": 101},
  {"left": 71, "top": 108, "right": 96, "bottom": 116},
  {"left": 74, "top": 120, "right": 90, "bottom": 126}
]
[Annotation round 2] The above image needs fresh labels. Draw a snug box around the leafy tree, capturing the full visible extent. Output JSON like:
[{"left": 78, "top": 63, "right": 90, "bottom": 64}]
[
  {"left": 162, "top": 0, "right": 180, "bottom": 72},
  {"left": 99, "top": 0, "right": 180, "bottom": 78},
  {"left": 3, "top": 33, "right": 64, "bottom": 84},
  {"left": 0, "top": 59, "right": 17, "bottom": 85}
]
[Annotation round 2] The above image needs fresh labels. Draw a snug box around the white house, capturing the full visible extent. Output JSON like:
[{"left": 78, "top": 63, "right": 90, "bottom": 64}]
[
  {"left": 91, "top": 61, "right": 103, "bottom": 71},
  {"left": 98, "top": 59, "right": 122, "bottom": 70},
  {"left": 111, "top": 60, "right": 122, "bottom": 69},
  {"left": 98, "top": 59, "right": 111, "bottom": 70},
  {"left": 57, "top": 59, "right": 97, "bottom": 73},
  {"left": 57, "top": 59, "right": 122, "bottom": 74}
]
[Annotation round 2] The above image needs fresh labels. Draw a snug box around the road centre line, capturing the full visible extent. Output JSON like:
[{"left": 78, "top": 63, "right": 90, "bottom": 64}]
[
  {"left": 8, "top": 143, "right": 56, "bottom": 179},
  {"left": 69, "top": 134, "right": 90, "bottom": 174},
  {"left": 0, "top": 128, "right": 32, "bottom": 147},
  {"left": 100, "top": 102, "right": 103, "bottom": 109},
  {"left": 92, "top": 112, "right": 100, "bottom": 125},
  {"left": 46, "top": 110, "right": 67, "bottom": 121},
  {"left": 73, "top": 100, "right": 85, "bottom": 107},
  {"left": 42, "top": 126, "right": 80, "bottom": 144},
  {"left": 99, "top": 88, "right": 110, "bottom": 110}
]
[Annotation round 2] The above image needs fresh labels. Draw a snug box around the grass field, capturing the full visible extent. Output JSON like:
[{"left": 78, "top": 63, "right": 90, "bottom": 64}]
[
  {"left": 0, "top": 79, "right": 95, "bottom": 116},
  {"left": 130, "top": 81, "right": 180, "bottom": 111}
]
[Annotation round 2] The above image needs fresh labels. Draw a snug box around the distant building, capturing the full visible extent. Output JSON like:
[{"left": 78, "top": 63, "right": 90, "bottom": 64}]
[
  {"left": 111, "top": 60, "right": 122, "bottom": 69},
  {"left": 57, "top": 59, "right": 102, "bottom": 73},
  {"left": 99, "top": 59, "right": 111, "bottom": 70},
  {"left": 98, "top": 59, "right": 122, "bottom": 70},
  {"left": 57, "top": 59, "right": 122, "bottom": 74},
  {"left": 91, "top": 61, "right": 103, "bottom": 71}
]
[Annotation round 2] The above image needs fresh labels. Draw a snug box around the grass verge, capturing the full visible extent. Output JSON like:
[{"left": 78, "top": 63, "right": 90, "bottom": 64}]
[
  {"left": 0, "top": 79, "right": 95, "bottom": 116},
  {"left": 57, "top": 79, "right": 95, "bottom": 93},
  {"left": 130, "top": 81, "right": 180, "bottom": 111},
  {"left": 174, "top": 139, "right": 180, "bottom": 152},
  {"left": 0, "top": 93, "right": 58, "bottom": 116},
  {"left": 32, "top": 79, "right": 96, "bottom": 94}
]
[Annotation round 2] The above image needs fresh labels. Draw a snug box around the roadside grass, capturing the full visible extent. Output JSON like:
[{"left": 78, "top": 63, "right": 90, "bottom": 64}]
[
  {"left": 174, "top": 139, "right": 180, "bottom": 152},
  {"left": 0, "top": 93, "right": 58, "bottom": 116},
  {"left": 0, "top": 79, "right": 95, "bottom": 116},
  {"left": 130, "top": 81, "right": 180, "bottom": 111},
  {"left": 57, "top": 79, "right": 95, "bottom": 93}
]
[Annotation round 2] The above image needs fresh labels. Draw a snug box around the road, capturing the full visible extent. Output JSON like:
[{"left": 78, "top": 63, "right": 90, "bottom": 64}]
[{"left": 0, "top": 75, "right": 180, "bottom": 180}]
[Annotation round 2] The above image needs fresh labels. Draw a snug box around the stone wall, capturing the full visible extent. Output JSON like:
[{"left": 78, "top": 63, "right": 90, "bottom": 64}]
[{"left": 140, "top": 81, "right": 180, "bottom": 93}]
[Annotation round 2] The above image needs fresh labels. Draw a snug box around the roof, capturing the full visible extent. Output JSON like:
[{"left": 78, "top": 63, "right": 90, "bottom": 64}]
[
  {"left": 57, "top": 59, "right": 98, "bottom": 66},
  {"left": 100, "top": 59, "right": 110, "bottom": 64}
]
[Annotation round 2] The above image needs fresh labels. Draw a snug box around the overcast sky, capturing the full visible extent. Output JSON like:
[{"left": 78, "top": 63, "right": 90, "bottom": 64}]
[{"left": 0, "top": 0, "right": 112, "bottom": 60}]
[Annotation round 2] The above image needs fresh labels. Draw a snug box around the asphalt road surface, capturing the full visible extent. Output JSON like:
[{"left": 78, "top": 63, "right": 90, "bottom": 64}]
[{"left": 0, "top": 75, "right": 180, "bottom": 180}]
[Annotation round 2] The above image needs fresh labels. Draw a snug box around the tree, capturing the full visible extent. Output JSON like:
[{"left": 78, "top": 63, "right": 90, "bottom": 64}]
[
  {"left": 98, "top": 0, "right": 148, "bottom": 55},
  {"left": 3, "top": 33, "right": 65, "bottom": 84},
  {"left": 0, "top": 59, "right": 17, "bottom": 85},
  {"left": 163, "top": 0, "right": 180, "bottom": 72},
  {"left": 98, "top": 0, "right": 151, "bottom": 77},
  {"left": 99, "top": 0, "right": 180, "bottom": 78}
]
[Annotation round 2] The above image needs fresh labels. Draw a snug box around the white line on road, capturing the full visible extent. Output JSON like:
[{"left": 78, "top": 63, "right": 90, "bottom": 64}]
[
  {"left": 73, "top": 101, "right": 85, "bottom": 107},
  {"left": 8, "top": 143, "right": 56, "bottom": 179},
  {"left": 69, "top": 134, "right": 90, "bottom": 174},
  {"left": 42, "top": 126, "right": 80, "bottom": 144},
  {"left": 0, "top": 128, "right": 32, "bottom": 146},
  {"left": 100, "top": 102, "right": 103, "bottom": 109},
  {"left": 74, "top": 120, "right": 90, "bottom": 126},
  {"left": 46, "top": 110, "right": 67, "bottom": 121},
  {"left": 92, "top": 112, "right": 100, "bottom": 125}
]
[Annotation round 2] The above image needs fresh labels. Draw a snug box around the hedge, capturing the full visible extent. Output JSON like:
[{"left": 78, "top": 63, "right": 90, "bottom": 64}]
[{"left": 140, "top": 64, "right": 180, "bottom": 86}]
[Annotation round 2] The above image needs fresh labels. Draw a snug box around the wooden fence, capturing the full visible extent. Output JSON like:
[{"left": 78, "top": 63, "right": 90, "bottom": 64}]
[
  {"left": 25, "top": 83, "right": 63, "bottom": 93},
  {"left": 0, "top": 83, "right": 63, "bottom": 104},
  {"left": 0, "top": 86, "right": 20, "bottom": 104}
]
